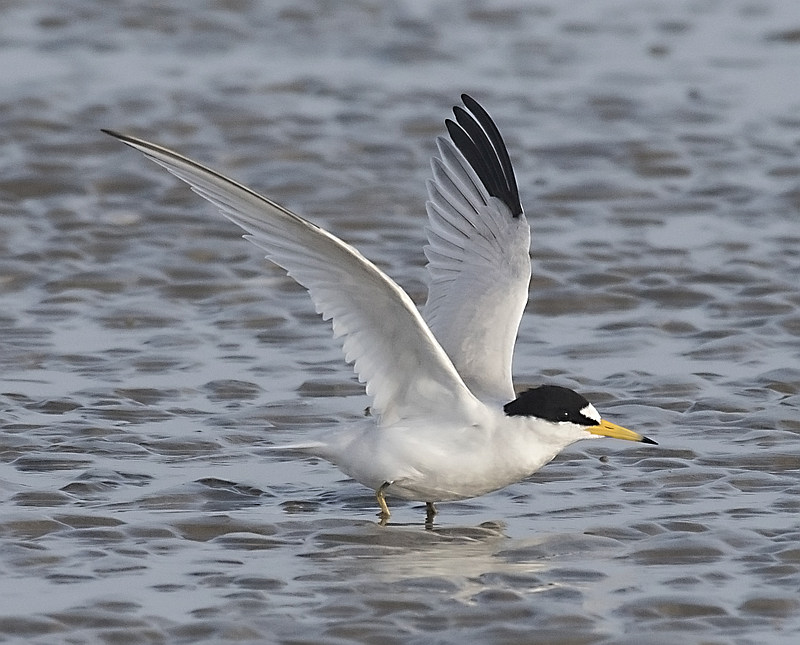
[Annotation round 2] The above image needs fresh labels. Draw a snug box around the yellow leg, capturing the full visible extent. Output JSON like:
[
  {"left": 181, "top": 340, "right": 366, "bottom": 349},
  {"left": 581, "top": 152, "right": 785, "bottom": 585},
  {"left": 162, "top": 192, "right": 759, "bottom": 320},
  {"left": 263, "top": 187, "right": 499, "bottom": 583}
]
[{"left": 376, "top": 482, "right": 392, "bottom": 521}]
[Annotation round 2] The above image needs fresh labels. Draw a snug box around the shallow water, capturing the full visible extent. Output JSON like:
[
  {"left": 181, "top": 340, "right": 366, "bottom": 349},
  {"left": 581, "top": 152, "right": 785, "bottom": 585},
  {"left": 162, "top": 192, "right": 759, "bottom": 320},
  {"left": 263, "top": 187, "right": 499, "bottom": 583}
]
[{"left": 2, "top": 0, "right": 800, "bottom": 642}]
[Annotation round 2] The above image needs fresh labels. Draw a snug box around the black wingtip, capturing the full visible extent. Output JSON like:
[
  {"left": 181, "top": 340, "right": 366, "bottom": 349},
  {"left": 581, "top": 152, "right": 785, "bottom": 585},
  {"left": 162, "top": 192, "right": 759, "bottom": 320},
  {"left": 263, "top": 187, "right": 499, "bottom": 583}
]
[
  {"left": 102, "top": 128, "right": 134, "bottom": 145},
  {"left": 447, "top": 95, "right": 522, "bottom": 217}
]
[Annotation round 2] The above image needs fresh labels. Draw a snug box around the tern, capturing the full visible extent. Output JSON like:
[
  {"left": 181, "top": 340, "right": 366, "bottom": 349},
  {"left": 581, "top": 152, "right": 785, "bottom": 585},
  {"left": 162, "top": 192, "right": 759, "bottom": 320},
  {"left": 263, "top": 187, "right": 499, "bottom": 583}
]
[{"left": 103, "top": 94, "right": 655, "bottom": 522}]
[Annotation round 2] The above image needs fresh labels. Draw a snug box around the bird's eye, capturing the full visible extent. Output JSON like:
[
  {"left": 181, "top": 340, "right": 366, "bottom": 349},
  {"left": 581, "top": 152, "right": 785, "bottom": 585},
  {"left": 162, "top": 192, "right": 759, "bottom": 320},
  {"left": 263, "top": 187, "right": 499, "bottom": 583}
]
[{"left": 560, "top": 410, "right": 570, "bottom": 420}]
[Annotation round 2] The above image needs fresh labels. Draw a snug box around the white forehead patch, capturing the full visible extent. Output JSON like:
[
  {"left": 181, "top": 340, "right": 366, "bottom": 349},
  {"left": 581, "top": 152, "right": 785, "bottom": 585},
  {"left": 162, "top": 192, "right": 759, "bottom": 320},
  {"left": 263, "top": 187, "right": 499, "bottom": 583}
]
[{"left": 580, "top": 403, "right": 601, "bottom": 424}]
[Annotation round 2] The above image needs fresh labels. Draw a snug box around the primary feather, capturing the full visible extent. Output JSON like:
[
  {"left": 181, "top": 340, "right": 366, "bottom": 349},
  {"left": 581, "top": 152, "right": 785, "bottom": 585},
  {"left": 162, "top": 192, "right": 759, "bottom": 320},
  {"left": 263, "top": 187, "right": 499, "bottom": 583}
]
[{"left": 423, "top": 96, "right": 531, "bottom": 404}]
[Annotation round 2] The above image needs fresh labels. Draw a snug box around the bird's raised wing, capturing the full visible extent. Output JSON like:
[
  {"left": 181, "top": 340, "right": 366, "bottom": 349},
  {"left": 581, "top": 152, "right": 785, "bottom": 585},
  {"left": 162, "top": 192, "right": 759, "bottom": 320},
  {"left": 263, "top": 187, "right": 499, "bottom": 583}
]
[
  {"left": 423, "top": 95, "right": 531, "bottom": 404},
  {"left": 103, "top": 129, "right": 482, "bottom": 427}
]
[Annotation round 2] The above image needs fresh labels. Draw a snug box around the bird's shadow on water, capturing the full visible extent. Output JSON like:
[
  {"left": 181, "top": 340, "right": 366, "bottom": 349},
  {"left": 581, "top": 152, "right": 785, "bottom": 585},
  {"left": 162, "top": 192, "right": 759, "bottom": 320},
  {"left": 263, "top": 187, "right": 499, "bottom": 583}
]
[
  {"left": 289, "top": 510, "right": 564, "bottom": 598},
  {"left": 104, "top": 478, "right": 578, "bottom": 593},
  {"left": 285, "top": 499, "right": 642, "bottom": 602},
  {"left": 379, "top": 515, "right": 509, "bottom": 537}
]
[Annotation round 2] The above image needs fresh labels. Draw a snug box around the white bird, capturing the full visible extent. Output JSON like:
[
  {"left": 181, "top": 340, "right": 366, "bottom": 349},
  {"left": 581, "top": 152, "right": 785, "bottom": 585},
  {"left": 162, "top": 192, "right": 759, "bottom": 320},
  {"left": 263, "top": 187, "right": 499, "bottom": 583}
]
[{"left": 103, "top": 94, "right": 655, "bottom": 522}]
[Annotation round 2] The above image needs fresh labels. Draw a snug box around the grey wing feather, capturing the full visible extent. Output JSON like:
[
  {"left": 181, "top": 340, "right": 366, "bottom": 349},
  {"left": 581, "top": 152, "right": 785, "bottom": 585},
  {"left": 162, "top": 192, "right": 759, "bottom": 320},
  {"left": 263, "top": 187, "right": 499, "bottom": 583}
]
[{"left": 423, "top": 97, "right": 531, "bottom": 404}]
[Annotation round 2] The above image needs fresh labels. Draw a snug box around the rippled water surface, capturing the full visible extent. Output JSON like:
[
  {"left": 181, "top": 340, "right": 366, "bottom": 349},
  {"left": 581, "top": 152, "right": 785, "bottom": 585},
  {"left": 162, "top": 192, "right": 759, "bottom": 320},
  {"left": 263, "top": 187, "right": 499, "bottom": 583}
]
[{"left": 2, "top": 1, "right": 800, "bottom": 642}]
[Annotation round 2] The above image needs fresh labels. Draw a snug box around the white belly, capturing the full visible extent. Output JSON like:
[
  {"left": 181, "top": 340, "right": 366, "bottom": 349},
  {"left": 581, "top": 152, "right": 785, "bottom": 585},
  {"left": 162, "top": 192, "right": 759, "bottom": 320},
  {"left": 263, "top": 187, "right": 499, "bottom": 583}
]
[{"left": 312, "top": 415, "right": 582, "bottom": 502}]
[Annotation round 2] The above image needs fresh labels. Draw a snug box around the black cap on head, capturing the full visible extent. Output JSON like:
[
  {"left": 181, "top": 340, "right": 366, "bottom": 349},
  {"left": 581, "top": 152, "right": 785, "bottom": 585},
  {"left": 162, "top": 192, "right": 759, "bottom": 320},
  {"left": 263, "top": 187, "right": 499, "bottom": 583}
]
[{"left": 504, "top": 385, "right": 598, "bottom": 425}]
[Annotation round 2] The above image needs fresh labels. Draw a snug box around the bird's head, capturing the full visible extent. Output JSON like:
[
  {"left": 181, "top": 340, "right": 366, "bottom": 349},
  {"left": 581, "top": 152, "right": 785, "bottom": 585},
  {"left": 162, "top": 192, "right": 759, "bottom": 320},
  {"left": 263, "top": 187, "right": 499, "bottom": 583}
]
[{"left": 503, "top": 385, "right": 657, "bottom": 445}]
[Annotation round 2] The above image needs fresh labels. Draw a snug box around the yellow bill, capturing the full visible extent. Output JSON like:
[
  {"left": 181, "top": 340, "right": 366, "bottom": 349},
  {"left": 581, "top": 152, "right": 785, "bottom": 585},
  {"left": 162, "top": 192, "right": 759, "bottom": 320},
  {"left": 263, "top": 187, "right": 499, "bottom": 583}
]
[{"left": 587, "top": 420, "right": 657, "bottom": 445}]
